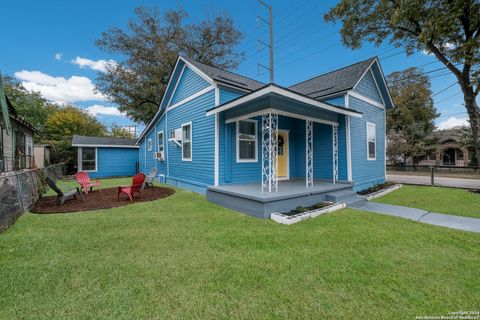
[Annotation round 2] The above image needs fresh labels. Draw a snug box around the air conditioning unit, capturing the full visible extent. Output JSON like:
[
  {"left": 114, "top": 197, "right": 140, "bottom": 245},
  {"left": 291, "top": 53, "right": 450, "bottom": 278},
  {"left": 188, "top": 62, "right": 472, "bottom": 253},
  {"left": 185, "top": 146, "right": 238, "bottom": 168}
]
[
  {"left": 168, "top": 128, "right": 182, "bottom": 147},
  {"left": 154, "top": 151, "right": 165, "bottom": 160}
]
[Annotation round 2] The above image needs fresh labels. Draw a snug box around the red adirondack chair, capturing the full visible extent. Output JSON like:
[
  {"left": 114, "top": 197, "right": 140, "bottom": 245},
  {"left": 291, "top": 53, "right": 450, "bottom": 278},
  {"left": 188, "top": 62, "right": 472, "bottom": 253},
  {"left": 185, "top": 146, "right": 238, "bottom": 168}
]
[
  {"left": 75, "top": 171, "right": 101, "bottom": 194},
  {"left": 118, "top": 173, "right": 146, "bottom": 201}
]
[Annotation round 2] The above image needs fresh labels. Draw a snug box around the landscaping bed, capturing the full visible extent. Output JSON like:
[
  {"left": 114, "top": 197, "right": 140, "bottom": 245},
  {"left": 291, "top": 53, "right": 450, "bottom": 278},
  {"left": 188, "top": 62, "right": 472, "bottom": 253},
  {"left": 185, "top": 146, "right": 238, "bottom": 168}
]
[
  {"left": 271, "top": 201, "right": 346, "bottom": 225},
  {"left": 31, "top": 186, "right": 175, "bottom": 213},
  {"left": 358, "top": 181, "right": 396, "bottom": 196}
]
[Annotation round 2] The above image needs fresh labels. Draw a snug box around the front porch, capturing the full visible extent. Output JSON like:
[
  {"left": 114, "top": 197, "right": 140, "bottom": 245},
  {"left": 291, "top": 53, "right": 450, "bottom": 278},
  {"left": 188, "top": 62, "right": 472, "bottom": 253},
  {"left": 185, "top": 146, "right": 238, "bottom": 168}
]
[{"left": 207, "top": 179, "right": 356, "bottom": 218}]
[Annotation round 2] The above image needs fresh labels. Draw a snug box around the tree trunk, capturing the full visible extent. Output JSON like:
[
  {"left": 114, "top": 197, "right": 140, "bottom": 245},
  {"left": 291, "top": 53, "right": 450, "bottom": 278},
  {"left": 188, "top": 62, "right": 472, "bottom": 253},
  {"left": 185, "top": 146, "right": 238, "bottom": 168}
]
[{"left": 461, "top": 85, "right": 480, "bottom": 167}]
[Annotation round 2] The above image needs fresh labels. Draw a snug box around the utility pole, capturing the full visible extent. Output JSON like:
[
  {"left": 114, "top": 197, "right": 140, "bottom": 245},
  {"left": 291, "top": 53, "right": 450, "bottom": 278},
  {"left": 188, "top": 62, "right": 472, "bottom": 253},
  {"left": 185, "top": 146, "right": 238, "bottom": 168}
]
[{"left": 257, "top": 0, "right": 274, "bottom": 83}]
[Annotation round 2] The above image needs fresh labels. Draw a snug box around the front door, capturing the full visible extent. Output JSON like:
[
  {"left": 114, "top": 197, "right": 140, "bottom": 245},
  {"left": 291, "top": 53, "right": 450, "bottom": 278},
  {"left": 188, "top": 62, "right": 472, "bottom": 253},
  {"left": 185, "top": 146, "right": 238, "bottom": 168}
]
[{"left": 277, "top": 130, "right": 289, "bottom": 180}]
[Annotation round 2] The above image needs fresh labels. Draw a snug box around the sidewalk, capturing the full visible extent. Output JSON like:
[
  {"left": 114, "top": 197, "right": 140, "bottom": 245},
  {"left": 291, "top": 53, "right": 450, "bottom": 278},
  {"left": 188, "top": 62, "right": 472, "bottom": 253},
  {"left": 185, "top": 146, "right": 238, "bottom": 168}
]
[
  {"left": 350, "top": 201, "right": 480, "bottom": 233},
  {"left": 387, "top": 174, "right": 480, "bottom": 189}
]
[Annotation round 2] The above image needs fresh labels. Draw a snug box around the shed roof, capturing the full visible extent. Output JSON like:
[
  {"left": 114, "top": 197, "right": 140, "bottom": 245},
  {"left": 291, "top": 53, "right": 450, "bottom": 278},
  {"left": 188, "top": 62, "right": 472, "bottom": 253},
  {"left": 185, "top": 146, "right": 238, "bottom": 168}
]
[{"left": 72, "top": 135, "right": 138, "bottom": 148}]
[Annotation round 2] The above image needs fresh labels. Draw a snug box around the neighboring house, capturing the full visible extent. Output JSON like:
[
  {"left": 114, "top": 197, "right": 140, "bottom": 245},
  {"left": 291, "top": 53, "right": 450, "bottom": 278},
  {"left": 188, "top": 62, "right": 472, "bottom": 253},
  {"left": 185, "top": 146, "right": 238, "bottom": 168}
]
[
  {"left": 418, "top": 128, "right": 473, "bottom": 167},
  {"left": 137, "top": 55, "right": 394, "bottom": 218},
  {"left": 1, "top": 95, "right": 36, "bottom": 173},
  {"left": 71, "top": 135, "right": 139, "bottom": 178},
  {"left": 33, "top": 144, "right": 52, "bottom": 168}
]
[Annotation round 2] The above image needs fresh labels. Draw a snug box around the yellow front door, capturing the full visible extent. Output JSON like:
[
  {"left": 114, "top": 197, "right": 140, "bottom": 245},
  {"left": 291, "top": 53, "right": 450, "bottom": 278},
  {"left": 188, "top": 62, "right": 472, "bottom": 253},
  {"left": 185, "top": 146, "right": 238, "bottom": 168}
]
[{"left": 277, "top": 131, "right": 288, "bottom": 179}]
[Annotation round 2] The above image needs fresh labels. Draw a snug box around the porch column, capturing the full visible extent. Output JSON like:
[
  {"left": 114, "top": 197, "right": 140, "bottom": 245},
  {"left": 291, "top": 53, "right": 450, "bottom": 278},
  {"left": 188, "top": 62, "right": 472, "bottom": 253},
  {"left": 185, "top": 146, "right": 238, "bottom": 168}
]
[
  {"left": 332, "top": 125, "right": 339, "bottom": 183},
  {"left": 306, "top": 120, "right": 313, "bottom": 187},
  {"left": 262, "top": 112, "right": 278, "bottom": 192}
]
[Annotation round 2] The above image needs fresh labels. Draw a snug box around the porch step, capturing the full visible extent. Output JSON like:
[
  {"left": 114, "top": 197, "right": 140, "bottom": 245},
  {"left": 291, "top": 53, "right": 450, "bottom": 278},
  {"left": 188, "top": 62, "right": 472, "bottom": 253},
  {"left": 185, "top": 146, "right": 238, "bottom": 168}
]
[
  {"left": 345, "top": 195, "right": 368, "bottom": 207},
  {"left": 325, "top": 189, "right": 357, "bottom": 202}
]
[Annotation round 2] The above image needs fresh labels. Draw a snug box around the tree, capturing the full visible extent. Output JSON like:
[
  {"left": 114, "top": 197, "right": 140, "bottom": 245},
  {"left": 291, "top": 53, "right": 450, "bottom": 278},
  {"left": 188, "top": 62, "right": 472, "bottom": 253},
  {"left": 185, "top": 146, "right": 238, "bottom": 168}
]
[
  {"left": 325, "top": 0, "right": 480, "bottom": 163},
  {"left": 2, "top": 76, "right": 58, "bottom": 132},
  {"left": 44, "top": 106, "right": 107, "bottom": 139},
  {"left": 386, "top": 68, "right": 438, "bottom": 164},
  {"left": 95, "top": 7, "right": 244, "bottom": 124},
  {"left": 110, "top": 124, "right": 135, "bottom": 139},
  {"left": 458, "top": 125, "right": 478, "bottom": 165}
]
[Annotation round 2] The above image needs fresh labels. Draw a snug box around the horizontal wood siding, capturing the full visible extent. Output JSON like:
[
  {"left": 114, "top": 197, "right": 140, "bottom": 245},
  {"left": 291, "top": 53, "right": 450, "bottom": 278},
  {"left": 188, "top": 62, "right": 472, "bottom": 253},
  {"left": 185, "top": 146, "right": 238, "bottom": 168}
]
[
  {"left": 220, "top": 88, "right": 243, "bottom": 104},
  {"left": 322, "top": 95, "right": 345, "bottom": 107},
  {"left": 167, "top": 90, "right": 215, "bottom": 186},
  {"left": 153, "top": 116, "right": 168, "bottom": 176},
  {"left": 338, "top": 115, "right": 348, "bottom": 181},
  {"left": 139, "top": 140, "right": 146, "bottom": 173},
  {"left": 92, "top": 147, "right": 138, "bottom": 178},
  {"left": 354, "top": 70, "right": 383, "bottom": 104},
  {"left": 313, "top": 123, "right": 333, "bottom": 180},
  {"left": 350, "top": 96, "right": 386, "bottom": 191},
  {"left": 170, "top": 66, "right": 210, "bottom": 106}
]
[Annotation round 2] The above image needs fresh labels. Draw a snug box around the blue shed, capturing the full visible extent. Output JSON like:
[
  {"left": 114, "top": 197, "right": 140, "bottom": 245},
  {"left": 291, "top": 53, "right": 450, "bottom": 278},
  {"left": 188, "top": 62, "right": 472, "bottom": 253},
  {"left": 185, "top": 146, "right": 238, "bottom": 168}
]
[
  {"left": 137, "top": 56, "right": 394, "bottom": 218},
  {"left": 72, "top": 135, "right": 139, "bottom": 178}
]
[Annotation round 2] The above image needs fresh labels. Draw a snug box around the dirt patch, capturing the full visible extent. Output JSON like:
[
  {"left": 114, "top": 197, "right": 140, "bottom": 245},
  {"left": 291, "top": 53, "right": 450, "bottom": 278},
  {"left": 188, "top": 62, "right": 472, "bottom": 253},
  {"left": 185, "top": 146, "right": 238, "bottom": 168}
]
[{"left": 31, "top": 186, "right": 175, "bottom": 214}]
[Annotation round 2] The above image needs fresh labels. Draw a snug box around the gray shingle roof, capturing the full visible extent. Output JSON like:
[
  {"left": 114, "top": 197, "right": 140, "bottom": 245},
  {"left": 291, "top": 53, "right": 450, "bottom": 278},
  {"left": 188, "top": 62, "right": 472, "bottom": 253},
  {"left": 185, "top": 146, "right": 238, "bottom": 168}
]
[
  {"left": 182, "top": 56, "right": 265, "bottom": 91},
  {"left": 289, "top": 57, "right": 377, "bottom": 98},
  {"left": 72, "top": 135, "right": 137, "bottom": 147}
]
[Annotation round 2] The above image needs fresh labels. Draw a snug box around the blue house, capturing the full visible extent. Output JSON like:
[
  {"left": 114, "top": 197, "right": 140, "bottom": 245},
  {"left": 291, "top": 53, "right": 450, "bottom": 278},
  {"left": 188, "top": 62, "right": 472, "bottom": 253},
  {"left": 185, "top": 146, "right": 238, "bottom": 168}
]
[
  {"left": 72, "top": 135, "right": 139, "bottom": 179},
  {"left": 137, "top": 56, "right": 394, "bottom": 218}
]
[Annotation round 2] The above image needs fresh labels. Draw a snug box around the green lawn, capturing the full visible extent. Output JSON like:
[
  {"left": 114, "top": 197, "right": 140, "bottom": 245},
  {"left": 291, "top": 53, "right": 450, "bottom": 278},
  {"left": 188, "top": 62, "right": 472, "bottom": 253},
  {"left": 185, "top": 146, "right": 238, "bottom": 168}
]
[
  {"left": 374, "top": 185, "right": 480, "bottom": 218},
  {"left": 1, "top": 178, "right": 479, "bottom": 319}
]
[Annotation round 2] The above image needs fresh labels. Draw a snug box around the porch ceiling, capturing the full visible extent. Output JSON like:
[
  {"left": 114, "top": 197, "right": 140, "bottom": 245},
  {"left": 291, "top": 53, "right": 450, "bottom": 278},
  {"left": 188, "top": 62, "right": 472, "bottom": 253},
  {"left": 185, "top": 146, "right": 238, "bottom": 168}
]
[{"left": 206, "top": 84, "right": 362, "bottom": 125}]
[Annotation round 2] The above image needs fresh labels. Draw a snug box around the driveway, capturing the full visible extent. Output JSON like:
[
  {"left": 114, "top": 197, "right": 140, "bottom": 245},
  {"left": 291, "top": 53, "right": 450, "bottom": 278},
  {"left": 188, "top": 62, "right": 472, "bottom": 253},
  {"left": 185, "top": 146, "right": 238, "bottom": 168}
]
[{"left": 387, "top": 174, "right": 480, "bottom": 189}]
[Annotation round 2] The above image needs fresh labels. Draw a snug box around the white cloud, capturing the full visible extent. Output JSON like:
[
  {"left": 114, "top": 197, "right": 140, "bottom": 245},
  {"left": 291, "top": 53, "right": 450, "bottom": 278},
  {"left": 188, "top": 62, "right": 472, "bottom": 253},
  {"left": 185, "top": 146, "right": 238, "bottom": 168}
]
[
  {"left": 422, "top": 42, "right": 455, "bottom": 55},
  {"left": 14, "top": 70, "right": 105, "bottom": 103},
  {"left": 71, "top": 56, "right": 116, "bottom": 72},
  {"left": 54, "top": 53, "right": 62, "bottom": 61},
  {"left": 437, "top": 117, "right": 469, "bottom": 130},
  {"left": 85, "top": 104, "right": 125, "bottom": 117}
]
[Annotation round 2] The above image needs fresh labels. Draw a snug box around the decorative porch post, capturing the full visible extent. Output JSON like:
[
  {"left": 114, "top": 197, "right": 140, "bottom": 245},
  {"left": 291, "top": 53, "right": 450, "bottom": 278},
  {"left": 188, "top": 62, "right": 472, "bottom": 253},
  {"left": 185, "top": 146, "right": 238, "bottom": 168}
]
[
  {"left": 262, "top": 113, "right": 278, "bottom": 192},
  {"left": 306, "top": 120, "right": 313, "bottom": 187},
  {"left": 332, "top": 125, "right": 339, "bottom": 183}
]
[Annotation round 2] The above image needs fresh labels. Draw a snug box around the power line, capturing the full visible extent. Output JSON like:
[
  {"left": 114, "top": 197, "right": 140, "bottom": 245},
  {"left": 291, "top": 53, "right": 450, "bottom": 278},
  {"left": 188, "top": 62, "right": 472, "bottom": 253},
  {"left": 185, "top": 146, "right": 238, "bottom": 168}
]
[
  {"left": 436, "top": 92, "right": 462, "bottom": 104},
  {"left": 431, "top": 82, "right": 458, "bottom": 97}
]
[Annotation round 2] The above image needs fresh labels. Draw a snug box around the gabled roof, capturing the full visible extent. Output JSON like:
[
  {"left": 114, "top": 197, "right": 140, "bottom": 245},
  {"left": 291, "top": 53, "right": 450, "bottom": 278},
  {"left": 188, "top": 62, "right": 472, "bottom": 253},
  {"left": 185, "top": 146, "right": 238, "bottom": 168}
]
[
  {"left": 72, "top": 135, "right": 138, "bottom": 148},
  {"left": 289, "top": 57, "right": 377, "bottom": 99},
  {"left": 181, "top": 56, "right": 265, "bottom": 92}
]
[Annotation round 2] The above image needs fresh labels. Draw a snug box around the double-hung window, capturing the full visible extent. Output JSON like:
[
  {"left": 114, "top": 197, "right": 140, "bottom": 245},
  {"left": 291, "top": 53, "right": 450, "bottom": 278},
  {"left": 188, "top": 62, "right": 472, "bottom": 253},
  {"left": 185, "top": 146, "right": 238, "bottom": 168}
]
[
  {"left": 181, "top": 122, "right": 192, "bottom": 161},
  {"left": 81, "top": 147, "right": 96, "bottom": 171},
  {"left": 147, "top": 138, "right": 152, "bottom": 151},
  {"left": 157, "top": 131, "right": 164, "bottom": 160},
  {"left": 237, "top": 120, "right": 257, "bottom": 162},
  {"left": 366, "top": 122, "right": 376, "bottom": 160}
]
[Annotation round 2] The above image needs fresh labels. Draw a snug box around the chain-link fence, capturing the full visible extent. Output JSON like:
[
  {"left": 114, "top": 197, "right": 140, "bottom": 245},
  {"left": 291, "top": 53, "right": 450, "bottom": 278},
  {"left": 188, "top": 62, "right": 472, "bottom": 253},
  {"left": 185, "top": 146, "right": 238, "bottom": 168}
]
[{"left": 0, "top": 163, "right": 64, "bottom": 233}]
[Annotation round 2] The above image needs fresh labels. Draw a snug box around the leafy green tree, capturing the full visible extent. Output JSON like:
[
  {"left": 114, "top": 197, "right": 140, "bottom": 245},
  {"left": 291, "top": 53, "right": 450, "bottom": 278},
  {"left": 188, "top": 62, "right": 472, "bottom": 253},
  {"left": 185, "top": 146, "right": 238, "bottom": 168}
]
[
  {"left": 325, "top": 0, "right": 480, "bottom": 163},
  {"left": 2, "top": 76, "right": 58, "bottom": 133},
  {"left": 110, "top": 124, "right": 134, "bottom": 139},
  {"left": 386, "top": 68, "right": 438, "bottom": 164},
  {"left": 95, "top": 7, "right": 244, "bottom": 124}
]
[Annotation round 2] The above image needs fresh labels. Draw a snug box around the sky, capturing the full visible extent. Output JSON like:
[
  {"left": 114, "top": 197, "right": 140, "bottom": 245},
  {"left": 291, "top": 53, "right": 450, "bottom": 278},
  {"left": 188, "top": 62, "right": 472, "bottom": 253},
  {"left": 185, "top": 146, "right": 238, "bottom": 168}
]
[{"left": 0, "top": 0, "right": 474, "bottom": 134}]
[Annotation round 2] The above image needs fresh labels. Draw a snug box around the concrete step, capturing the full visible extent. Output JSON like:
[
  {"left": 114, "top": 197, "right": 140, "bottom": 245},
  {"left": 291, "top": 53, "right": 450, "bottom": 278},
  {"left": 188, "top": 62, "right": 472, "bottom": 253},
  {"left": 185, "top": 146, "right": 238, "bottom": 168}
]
[
  {"left": 345, "top": 195, "right": 367, "bottom": 207},
  {"left": 325, "top": 189, "right": 358, "bottom": 203}
]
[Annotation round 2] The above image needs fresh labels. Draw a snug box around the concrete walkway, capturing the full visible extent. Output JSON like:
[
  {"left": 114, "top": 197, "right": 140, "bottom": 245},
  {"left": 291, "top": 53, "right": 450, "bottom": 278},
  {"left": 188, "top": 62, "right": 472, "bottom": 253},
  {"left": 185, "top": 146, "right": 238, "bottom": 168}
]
[
  {"left": 387, "top": 174, "right": 480, "bottom": 189},
  {"left": 350, "top": 201, "right": 480, "bottom": 233}
]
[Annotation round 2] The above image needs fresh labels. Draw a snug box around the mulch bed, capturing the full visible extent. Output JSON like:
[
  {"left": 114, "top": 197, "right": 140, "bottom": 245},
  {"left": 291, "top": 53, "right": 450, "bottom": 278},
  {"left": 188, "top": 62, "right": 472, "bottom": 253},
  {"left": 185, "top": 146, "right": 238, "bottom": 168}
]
[{"left": 31, "top": 186, "right": 175, "bottom": 214}]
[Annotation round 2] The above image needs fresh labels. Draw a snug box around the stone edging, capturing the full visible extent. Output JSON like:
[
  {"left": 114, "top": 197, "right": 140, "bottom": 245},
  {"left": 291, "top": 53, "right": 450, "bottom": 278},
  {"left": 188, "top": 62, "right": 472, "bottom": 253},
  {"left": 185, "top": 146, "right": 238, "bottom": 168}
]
[
  {"left": 365, "top": 184, "right": 402, "bottom": 200},
  {"left": 270, "top": 203, "right": 346, "bottom": 225}
]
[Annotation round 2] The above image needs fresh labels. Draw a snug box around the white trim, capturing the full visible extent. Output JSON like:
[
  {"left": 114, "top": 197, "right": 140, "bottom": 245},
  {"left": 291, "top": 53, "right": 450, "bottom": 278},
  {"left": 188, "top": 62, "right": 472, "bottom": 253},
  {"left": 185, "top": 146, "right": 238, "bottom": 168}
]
[
  {"left": 346, "top": 116, "right": 352, "bottom": 182},
  {"left": 178, "top": 57, "right": 214, "bottom": 85},
  {"left": 225, "top": 108, "right": 339, "bottom": 127},
  {"left": 236, "top": 119, "right": 258, "bottom": 163},
  {"left": 366, "top": 122, "right": 376, "bottom": 161},
  {"left": 72, "top": 144, "right": 139, "bottom": 148},
  {"left": 277, "top": 129, "right": 290, "bottom": 181},
  {"left": 166, "top": 111, "right": 169, "bottom": 176},
  {"left": 214, "top": 85, "right": 220, "bottom": 186},
  {"left": 166, "top": 64, "right": 186, "bottom": 108},
  {"left": 352, "top": 58, "right": 393, "bottom": 109},
  {"left": 181, "top": 121, "right": 192, "bottom": 161},
  {"left": 157, "top": 130, "right": 165, "bottom": 161},
  {"left": 347, "top": 91, "right": 385, "bottom": 109},
  {"left": 77, "top": 147, "right": 98, "bottom": 173},
  {"left": 373, "top": 58, "right": 395, "bottom": 109},
  {"left": 369, "top": 68, "right": 386, "bottom": 105},
  {"left": 353, "top": 59, "right": 377, "bottom": 89},
  {"left": 167, "top": 86, "right": 215, "bottom": 112},
  {"left": 147, "top": 138, "right": 152, "bottom": 151},
  {"left": 206, "top": 85, "right": 363, "bottom": 118},
  {"left": 384, "top": 111, "right": 387, "bottom": 178}
]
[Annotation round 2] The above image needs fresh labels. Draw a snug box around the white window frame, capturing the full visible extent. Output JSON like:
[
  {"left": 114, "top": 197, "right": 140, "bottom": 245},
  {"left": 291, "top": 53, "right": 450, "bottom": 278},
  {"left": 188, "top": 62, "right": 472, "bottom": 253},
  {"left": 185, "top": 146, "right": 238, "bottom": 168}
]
[
  {"left": 366, "top": 122, "right": 376, "bottom": 161},
  {"left": 147, "top": 138, "right": 152, "bottom": 151},
  {"left": 157, "top": 130, "right": 165, "bottom": 160},
  {"left": 78, "top": 147, "right": 97, "bottom": 172},
  {"left": 181, "top": 122, "right": 192, "bottom": 161},
  {"left": 236, "top": 119, "right": 258, "bottom": 163}
]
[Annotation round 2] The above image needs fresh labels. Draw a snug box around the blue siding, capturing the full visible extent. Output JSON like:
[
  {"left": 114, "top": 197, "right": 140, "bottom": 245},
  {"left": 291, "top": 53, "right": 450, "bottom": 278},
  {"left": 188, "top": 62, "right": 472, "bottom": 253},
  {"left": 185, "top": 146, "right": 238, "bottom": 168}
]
[
  {"left": 337, "top": 115, "right": 348, "bottom": 181},
  {"left": 354, "top": 70, "right": 383, "bottom": 104},
  {"left": 349, "top": 96, "right": 385, "bottom": 191},
  {"left": 322, "top": 95, "right": 345, "bottom": 107},
  {"left": 90, "top": 147, "right": 138, "bottom": 178},
  {"left": 220, "top": 88, "right": 243, "bottom": 104},
  {"left": 170, "top": 66, "right": 210, "bottom": 106},
  {"left": 139, "top": 139, "right": 146, "bottom": 173}
]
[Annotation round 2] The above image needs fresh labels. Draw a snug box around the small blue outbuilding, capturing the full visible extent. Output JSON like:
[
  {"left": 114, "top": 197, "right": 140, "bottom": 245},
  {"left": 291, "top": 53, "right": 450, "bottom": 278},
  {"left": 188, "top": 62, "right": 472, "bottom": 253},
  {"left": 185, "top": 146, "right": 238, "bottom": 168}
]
[{"left": 72, "top": 135, "right": 139, "bottom": 178}]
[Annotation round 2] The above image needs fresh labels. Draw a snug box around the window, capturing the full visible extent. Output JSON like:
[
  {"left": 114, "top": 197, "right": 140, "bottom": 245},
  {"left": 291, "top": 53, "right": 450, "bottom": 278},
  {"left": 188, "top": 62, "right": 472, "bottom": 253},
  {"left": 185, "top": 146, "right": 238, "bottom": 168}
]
[
  {"left": 237, "top": 120, "right": 257, "bottom": 162},
  {"left": 366, "top": 122, "right": 376, "bottom": 160},
  {"left": 147, "top": 138, "right": 152, "bottom": 151},
  {"left": 181, "top": 122, "right": 192, "bottom": 161},
  {"left": 81, "top": 147, "right": 96, "bottom": 171},
  {"left": 157, "top": 131, "right": 164, "bottom": 160}
]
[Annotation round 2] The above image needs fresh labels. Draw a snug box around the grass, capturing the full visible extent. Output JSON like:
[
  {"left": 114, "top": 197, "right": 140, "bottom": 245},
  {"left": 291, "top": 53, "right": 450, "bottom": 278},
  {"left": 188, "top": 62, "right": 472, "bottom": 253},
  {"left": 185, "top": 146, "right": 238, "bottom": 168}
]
[
  {"left": 374, "top": 185, "right": 480, "bottom": 218},
  {"left": 1, "top": 178, "right": 479, "bottom": 319}
]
